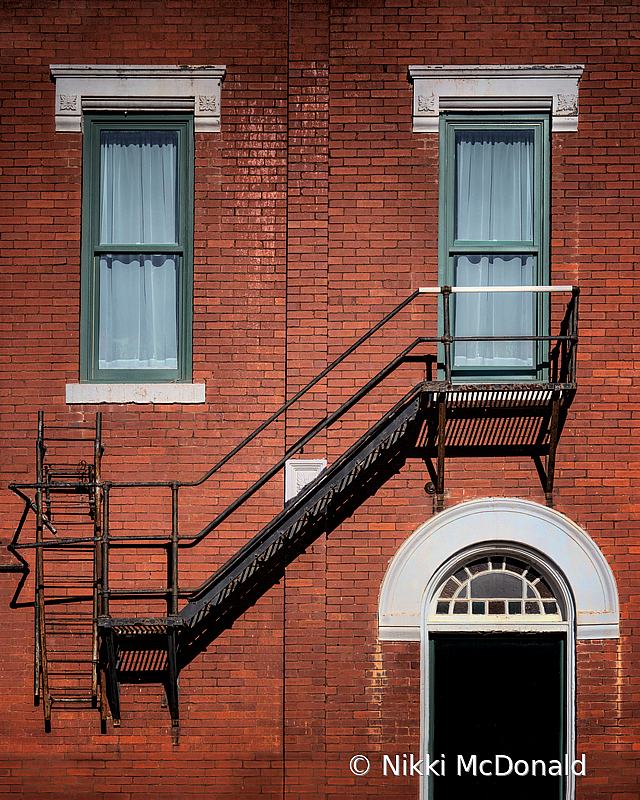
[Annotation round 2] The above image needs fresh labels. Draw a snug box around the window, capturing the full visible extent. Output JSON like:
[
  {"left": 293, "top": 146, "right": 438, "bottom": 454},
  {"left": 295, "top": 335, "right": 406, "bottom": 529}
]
[
  {"left": 435, "top": 554, "right": 561, "bottom": 618},
  {"left": 438, "top": 114, "right": 549, "bottom": 381},
  {"left": 81, "top": 114, "right": 194, "bottom": 383}
]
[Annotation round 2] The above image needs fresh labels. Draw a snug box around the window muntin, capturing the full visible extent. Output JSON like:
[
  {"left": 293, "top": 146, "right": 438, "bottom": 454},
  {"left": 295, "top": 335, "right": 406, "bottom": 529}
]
[
  {"left": 81, "top": 115, "right": 193, "bottom": 383},
  {"left": 439, "top": 114, "right": 549, "bottom": 381}
]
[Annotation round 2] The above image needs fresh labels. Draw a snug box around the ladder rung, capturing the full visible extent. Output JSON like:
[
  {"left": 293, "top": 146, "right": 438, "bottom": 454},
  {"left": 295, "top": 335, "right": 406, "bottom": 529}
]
[
  {"left": 46, "top": 641, "right": 93, "bottom": 648},
  {"left": 46, "top": 657, "right": 93, "bottom": 663},
  {"left": 47, "top": 611, "right": 91, "bottom": 621},
  {"left": 49, "top": 696, "right": 94, "bottom": 703}
]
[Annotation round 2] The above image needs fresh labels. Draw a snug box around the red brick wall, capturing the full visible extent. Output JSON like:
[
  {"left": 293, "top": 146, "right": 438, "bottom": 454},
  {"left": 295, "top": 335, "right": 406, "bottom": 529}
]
[{"left": 1, "top": 0, "right": 639, "bottom": 796}]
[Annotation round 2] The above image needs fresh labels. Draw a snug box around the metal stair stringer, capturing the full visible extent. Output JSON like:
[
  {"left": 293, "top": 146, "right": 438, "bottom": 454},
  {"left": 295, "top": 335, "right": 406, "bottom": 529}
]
[{"left": 177, "top": 383, "right": 427, "bottom": 650}]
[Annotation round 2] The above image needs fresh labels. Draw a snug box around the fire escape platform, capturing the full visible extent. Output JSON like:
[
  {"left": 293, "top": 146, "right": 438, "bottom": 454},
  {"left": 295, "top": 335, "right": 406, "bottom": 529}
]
[
  {"left": 415, "top": 382, "right": 574, "bottom": 453},
  {"left": 411, "top": 381, "right": 574, "bottom": 507}
]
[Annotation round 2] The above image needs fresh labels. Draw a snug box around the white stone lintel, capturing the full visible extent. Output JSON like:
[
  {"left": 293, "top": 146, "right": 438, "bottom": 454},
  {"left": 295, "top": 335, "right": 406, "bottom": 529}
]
[
  {"left": 408, "top": 64, "right": 584, "bottom": 132},
  {"left": 51, "top": 65, "right": 226, "bottom": 132},
  {"left": 66, "top": 383, "right": 206, "bottom": 405}
]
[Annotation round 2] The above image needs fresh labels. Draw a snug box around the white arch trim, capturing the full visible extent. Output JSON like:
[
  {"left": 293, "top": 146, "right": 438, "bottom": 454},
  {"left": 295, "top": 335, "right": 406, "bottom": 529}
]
[{"left": 379, "top": 498, "right": 619, "bottom": 640}]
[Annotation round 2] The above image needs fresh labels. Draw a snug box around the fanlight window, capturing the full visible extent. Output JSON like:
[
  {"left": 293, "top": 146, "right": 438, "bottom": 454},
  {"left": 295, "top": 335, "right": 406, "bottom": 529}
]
[{"left": 435, "top": 555, "right": 561, "bottom": 618}]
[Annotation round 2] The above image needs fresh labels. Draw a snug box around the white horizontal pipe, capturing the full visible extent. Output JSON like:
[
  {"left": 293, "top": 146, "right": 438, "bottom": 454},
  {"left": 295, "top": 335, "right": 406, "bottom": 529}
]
[{"left": 418, "top": 285, "right": 574, "bottom": 294}]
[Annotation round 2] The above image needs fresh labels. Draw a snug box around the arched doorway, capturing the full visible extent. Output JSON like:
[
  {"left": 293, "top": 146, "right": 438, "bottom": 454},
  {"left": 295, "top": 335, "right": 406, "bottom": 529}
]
[
  {"left": 426, "top": 547, "right": 572, "bottom": 799},
  {"left": 378, "top": 498, "right": 620, "bottom": 800}
]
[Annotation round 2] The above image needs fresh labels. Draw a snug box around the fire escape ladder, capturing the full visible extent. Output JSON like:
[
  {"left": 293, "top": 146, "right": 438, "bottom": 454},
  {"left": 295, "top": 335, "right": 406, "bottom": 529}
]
[{"left": 12, "top": 412, "right": 104, "bottom": 729}]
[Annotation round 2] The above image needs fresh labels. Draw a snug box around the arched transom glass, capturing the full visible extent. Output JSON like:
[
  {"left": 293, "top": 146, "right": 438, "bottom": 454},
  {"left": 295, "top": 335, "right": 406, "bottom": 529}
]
[{"left": 435, "top": 555, "right": 562, "bottom": 618}]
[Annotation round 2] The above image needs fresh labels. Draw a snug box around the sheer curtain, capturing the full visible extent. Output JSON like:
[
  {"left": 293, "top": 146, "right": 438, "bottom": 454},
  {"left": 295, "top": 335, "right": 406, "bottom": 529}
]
[
  {"left": 99, "top": 255, "right": 178, "bottom": 370},
  {"left": 454, "top": 130, "right": 535, "bottom": 368},
  {"left": 98, "top": 131, "right": 178, "bottom": 370},
  {"left": 454, "top": 255, "right": 535, "bottom": 367}
]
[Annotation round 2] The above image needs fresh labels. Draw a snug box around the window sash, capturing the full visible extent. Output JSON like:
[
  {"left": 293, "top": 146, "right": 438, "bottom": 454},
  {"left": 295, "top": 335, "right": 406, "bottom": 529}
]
[
  {"left": 454, "top": 128, "right": 535, "bottom": 242},
  {"left": 438, "top": 115, "right": 550, "bottom": 381},
  {"left": 98, "top": 254, "right": 179, "bottom": 371},
  {"left": 99, "top": 130, "right": 179, "bottom": 246},
  {"left": 452, "top": 255, "right": 536, "bottom": 369}
]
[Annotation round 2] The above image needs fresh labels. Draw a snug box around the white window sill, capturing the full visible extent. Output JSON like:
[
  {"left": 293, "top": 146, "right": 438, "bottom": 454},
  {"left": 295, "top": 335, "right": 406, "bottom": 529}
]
[{"left": 66, "top": 383, "right": 206, "bottom": 405}]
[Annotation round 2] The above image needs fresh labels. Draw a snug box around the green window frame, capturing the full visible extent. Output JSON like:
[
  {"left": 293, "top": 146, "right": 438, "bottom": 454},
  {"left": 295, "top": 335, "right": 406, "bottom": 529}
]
[
  {"left": 81, "top": 113, "right": 194, "bottom": 383},
  {"left": 438, "top": 113, "right": 550, "bottom": 382}
]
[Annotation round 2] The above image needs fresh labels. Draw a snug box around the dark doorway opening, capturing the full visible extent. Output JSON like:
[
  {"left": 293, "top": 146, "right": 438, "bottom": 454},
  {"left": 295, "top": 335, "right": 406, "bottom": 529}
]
[{"left": 430, "top": 633, "right": 565, "bottom": 800}]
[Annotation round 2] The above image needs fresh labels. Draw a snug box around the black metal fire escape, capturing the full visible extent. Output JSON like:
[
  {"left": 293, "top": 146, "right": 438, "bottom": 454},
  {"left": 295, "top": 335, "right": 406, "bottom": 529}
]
[{"left": 7, "top": 286, "right": 579, "bottom": 737}]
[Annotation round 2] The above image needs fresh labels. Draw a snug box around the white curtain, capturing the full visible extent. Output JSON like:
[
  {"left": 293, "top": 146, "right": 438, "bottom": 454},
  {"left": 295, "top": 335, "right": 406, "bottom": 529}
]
[
  {"left": 99, "top": 255, "right": 178, "bottom": 370},
  {"left": 100, "top": 130, "right": 178, "bottom": 244},
  {"left": 455, "top": 129, "right": 533, "bottom": 242},
  {"left": 454, "top": 130, "right": 535, "bottom": 368},
  {"left": 454, "top": 255, "right": 535, "bottom": 367},
  {"left": 98, "top": 131, "right": 178, "bottom": 370}
]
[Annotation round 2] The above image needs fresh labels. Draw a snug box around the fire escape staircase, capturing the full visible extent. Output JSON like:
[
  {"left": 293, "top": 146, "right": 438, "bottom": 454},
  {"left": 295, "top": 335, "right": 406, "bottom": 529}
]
[{"left": 7, "top": 286, "right": 579, "bottom": 735}]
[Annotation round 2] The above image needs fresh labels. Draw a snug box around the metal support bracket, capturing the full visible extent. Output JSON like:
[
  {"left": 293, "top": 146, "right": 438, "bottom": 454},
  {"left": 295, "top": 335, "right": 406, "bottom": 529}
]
[
  {"left": 165, "top": 624, "right": 180, "bottom": 740},
  {"left": 532, "top": 390, "right": 563, "bottom": 507},
  {"left": 102, "top": 627, "right": 121, "bottom": 726}
]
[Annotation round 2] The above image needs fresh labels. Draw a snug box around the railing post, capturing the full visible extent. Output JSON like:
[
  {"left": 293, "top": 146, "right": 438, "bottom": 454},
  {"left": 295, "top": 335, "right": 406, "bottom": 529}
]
[
  {"left": 441, "top": 286, "right": 453, "bottom": 384},
  {"left": 92, "top": 412, "right": 102, "bottom": 704},
  {"left": 570, "top": 286, "right": 580, "bottom": 384},
  {"left": 169, "top": 482, "right": 179, "bottom": 615},
  {"left": 100, "top": 483, "right": 111, "bottom": 617},
  {"left": 34, "top": 411, "right": 44, "bottom": 705}
]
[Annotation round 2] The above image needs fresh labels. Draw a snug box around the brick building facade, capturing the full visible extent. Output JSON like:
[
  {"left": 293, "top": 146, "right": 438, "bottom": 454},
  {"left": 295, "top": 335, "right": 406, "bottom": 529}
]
[{"left": 0, "top": 0, "right": 638, "bottom": 797}]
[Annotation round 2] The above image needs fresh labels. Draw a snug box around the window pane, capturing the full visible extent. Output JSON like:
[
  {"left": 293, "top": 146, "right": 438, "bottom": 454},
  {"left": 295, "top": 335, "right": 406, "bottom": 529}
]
[
  {"left": 99, "top": 254, "right": 178, "bottom": 369},
  {"left": 470, "top": 572, "right": 523, "bottom": 599},
  {"left": 441, "top": 578, "right": 459, "bottom": 598},
  {"left": 455, "top": 129, "right": 534, "bottom": 242},
  {"left": 100, "top": 130, "right": 178, "bottom": 245},
  {"left": 537, "top": 580, "right": 554, "bottom": 599},
  {"left": 453, "top": 255, "right": 535, "bottom": 367}
]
